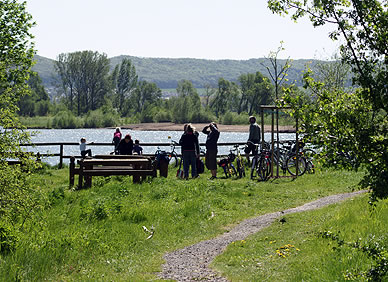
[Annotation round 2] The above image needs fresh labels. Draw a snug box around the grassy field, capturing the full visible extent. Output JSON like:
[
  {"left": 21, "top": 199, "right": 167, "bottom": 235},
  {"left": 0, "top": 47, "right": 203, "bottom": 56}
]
[{"left": 1, "top": 164, "right": 385, "bottom": 281}]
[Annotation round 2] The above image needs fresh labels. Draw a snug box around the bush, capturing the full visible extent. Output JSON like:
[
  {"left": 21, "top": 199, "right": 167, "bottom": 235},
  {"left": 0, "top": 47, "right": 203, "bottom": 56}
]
[
  {"left": 154, "top": 110, "right": 171, "bottom": 122},
  {"left": 0, "top": 222, "right": 18, "bottom": 254},
  {"left": 221, "top": 112, "right": 249, "bottom": 125},
  {"left": 190, "top": 109, "right": 215, "bottom": 123},
  {"left": 52, "top": 110, "right": 80, "bottom": 129}
]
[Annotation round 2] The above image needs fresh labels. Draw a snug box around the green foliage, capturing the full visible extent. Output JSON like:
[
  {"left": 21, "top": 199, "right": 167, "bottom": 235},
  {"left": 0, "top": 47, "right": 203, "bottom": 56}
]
[
  {"left": 55, "top": 51, "right": 111, "bottom": 115},
  {"left": 222, "top": 112, "right": 250, "bottom": 125},
  {"left": 319, "top": 231, "right": 387, "bottom": 281},
  {"left": 0, "top": 222, "right": 18, "bottom": 254},
  {"left": 0, "top": 0, "right": 43, "bottom": 250},
  {"left": 111, "top": 58, "right": 138, "bottom": 114},
  {"left": 84, "top": 109, "right": 118, "bottom": 128},
  {"left": 52, "top": 110, "right": 80, "bottom": 129},
  {"left": 269, "top": 0, "right": 388, "bottom": 199}
]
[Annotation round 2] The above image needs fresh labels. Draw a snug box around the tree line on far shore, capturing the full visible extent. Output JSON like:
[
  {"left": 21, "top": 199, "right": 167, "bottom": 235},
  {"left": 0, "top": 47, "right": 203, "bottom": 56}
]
[{"left": 19, "top": 50, "right": 303, "bottom": 128}]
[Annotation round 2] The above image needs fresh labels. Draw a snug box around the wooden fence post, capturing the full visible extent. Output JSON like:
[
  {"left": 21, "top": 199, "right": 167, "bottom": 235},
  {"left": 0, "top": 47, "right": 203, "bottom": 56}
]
[
  {"left": 69, "top": 156, "right": 75, "bottom": 187},
  {"left": 78, "top": 159, "right": 84, "bottom": 189},
  {"left": 59, "top": 144, "right": 64, "bottom": 169}
]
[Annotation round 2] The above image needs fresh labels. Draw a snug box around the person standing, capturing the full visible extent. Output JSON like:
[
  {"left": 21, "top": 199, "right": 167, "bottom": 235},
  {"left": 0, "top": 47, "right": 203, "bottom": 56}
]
[
  {"left": 244, "top": 116, "right": 261, "bottom": 164},
  {"left": 179, "top": 124, "right": 200, "bottom": 179},
  {"left": 112, "top": 127, "right": 122, "bottom": 154},
  {"left": 118, "top": 134, "right": 134, "bottom": 155},
  {"left": 202, "top": 122, "right": 220, "bottom": 179}
]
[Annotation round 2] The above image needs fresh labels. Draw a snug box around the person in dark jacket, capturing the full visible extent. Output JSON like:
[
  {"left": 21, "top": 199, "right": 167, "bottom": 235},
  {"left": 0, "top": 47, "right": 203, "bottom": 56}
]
[
  {"left": 118, "top": 134, "right": 133, "bottom": 155},
  {"left": 179, "top": 123, "right": 200, "bottom": 179},
  {"left": 244, "top": 116, "right": 261, "bottom": 164},
  {"left": 202, "top": 122, "right": 220, "bottom": 179}
]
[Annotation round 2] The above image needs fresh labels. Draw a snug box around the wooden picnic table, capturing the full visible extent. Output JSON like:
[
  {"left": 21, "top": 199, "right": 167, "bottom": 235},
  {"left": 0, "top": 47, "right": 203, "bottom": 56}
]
[{"left": 70, "top": 156, "right": 156, "bottom": 189}]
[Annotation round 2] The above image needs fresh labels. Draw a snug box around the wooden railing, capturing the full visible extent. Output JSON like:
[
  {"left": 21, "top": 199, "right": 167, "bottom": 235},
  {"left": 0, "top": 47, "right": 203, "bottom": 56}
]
[{"left": 20, "top": 142, "right": 248, "bottom": 168}]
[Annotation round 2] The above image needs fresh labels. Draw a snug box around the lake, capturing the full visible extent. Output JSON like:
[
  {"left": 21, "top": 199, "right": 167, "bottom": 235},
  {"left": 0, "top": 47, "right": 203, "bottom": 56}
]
[{"left": 27, "top": 128, "right": 295, "bottom": 165}]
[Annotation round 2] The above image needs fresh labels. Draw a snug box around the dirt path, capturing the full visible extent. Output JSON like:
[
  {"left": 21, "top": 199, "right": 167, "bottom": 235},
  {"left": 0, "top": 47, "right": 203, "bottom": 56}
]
[
  {"left": 158, "top": 190, "right": 367, "bottom": 281},
  {"left": 119, "top": 123, "right": 295, "bottom": 133}
]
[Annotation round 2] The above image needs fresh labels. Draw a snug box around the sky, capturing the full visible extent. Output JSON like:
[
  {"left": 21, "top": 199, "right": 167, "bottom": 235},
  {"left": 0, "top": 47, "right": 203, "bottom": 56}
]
[{"left": 26, "top": 0, "right": 341, "bottom": 61}]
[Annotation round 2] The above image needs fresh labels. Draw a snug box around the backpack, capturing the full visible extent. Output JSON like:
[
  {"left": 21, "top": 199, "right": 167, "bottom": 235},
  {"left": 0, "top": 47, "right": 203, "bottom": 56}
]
[{"left": 196, "top": 158, "right": 205, "bottom": 174}]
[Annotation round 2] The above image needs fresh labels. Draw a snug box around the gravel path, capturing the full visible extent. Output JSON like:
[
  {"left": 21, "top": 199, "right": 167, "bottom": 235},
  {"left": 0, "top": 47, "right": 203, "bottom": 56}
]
[{"left": 158, "top": 190, "right": 367, "bottom": 281}]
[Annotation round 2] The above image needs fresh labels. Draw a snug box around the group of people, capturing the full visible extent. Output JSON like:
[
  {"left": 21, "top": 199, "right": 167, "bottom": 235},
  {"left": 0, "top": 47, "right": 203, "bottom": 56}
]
[
  {"left": 79, "top": 127, "right": 143, "bottom": 157},
  {"left": 79, "top": 116, "right": 262, "bottom": 180},
  {"left": 180, "top": 115, "right": 260, "bottom": 180}
]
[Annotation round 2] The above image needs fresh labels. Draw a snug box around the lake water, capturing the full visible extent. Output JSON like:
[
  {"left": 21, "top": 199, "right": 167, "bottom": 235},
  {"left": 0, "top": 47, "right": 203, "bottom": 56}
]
[{"left": 27, "top": 128, "right": 295, "bottom": 165}]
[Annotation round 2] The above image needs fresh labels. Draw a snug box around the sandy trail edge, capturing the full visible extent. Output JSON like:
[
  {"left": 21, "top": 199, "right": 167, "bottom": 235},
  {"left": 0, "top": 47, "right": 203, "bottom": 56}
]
[{"left": 158, "top": 190, "right": 367, "bottom": 281}]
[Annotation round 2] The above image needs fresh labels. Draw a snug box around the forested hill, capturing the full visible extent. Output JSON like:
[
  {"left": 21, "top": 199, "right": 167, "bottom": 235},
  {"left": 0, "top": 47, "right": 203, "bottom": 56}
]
[{"left": 33, "top": 54, "right": 320, "bottom": 89}]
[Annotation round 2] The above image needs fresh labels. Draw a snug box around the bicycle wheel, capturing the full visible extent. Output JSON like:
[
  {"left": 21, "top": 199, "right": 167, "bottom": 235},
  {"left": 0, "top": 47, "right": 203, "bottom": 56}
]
[
  {"left": 286, "top": 155, "right": 307, "bottom": 176},
  {"left": 236, "top": 158, "right": 245, "bottom": 178},
  {"left": 223, "top": 166, "right": 229, "bottom": 178},
  {"left": 306, "top": 160, "right": 315, "bottom": 174},
  {"left": 250, "top": 157, "right": 259, "bottom": 179},
  {"left": 258, "top": 156, "right": 271, "bottom": 181},
  {"left": 229, "top": 163, "right": 237, "bottom": 177},
  {"left": 168, "top": 153, "right": 178, "bottom": 167}
]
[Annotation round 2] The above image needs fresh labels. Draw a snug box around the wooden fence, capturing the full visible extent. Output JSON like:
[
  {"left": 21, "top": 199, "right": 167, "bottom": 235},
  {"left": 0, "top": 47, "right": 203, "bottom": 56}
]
[{"left": 20, "top": 142, "right": 248, "bottom": 169}]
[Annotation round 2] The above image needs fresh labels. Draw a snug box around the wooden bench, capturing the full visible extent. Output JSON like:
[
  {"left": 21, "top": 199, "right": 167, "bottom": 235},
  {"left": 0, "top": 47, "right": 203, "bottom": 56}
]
[{"left": 70, "top": 155, "right": 156, "bottom": 189}]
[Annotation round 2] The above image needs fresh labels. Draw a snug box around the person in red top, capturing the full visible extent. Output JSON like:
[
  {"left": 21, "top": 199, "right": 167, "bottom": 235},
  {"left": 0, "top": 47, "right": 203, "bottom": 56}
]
[
  {"left": 112, "top": 127, "right": 122, "bottom": 154},
  {"left": 179, "top": 123, "right": 200, "bottom": 179}
]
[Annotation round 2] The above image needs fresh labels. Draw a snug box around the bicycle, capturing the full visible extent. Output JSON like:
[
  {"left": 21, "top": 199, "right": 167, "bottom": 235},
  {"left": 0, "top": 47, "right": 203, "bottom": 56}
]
[
  {"left": 249, "top": 141, "right": 272, "bottom": 181},
  {"left": 166, "top": 137, "right": 179, "bottom": 167},
  {"left": 273, "top": 141, "right": 307, "bottom": 176},
  {"left": 218, "top": 151, "right": 237, "bottom": 178},
  {"left": 230, "top": 144, "right": 245, "bottom": 178}
]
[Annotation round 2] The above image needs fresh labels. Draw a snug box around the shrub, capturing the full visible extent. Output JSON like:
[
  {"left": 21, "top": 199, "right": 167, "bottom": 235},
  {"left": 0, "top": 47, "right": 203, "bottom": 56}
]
[
  {"left": 190, "top": 109, "right": 215, "bottom": 123},
  {"left": 52, "top": 110, "right": 80, "bottom": 129},
  {"left": 0, "top": 222, "right": 18, "bottom": 254}
]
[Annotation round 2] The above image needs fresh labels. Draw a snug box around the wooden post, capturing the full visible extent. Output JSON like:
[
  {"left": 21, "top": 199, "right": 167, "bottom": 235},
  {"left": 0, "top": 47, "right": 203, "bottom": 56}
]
[
  {"left": 59, "top": 144, "right": 64, "bottom": 169},
  {"left": 78, "top": 159, "right": 84, "bottom": 189},
  {"left": 85, "top": 162, "right": 92, "bottom": 187},
  {"left": 69, "top": 156, "right": 75, "bottom": 187},
  {"left": 271, "top": 110, "right": 275, "bottom": 178},
  {"left": 295, "top": 117, "right": 299, "bottom": 177},
  {"left": 260, "top": 108, "right": 265, "bottom": 149}
]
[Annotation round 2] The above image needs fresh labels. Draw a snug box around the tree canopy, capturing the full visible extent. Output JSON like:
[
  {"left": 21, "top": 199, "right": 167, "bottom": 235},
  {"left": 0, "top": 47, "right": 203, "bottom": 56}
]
[{"left": 268, "top": 0, "right": 388, "bottom": 199}]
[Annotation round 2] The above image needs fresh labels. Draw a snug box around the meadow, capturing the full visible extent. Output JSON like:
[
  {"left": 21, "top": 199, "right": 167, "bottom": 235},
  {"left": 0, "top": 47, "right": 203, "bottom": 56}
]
[{"left": 0, "top": 164, "right": 386, "bottom": 281}]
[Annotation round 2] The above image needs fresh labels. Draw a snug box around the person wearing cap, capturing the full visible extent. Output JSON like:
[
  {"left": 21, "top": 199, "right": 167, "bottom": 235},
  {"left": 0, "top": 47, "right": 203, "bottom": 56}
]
[
  {"left": 244, "top": 116, "right": 261, "bottom": 164},
  {"left": 118, "top": 134, "right": 134, "bottom": 155}
]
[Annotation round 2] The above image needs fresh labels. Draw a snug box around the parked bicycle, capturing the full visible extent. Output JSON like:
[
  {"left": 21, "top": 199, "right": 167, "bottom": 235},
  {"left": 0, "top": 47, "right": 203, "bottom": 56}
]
[
  {"left": 272, "top": 141, "right": 308, "bottom": 176},
  {"left": 249, "top": 141, "right": 272, "bottom": 181},
  {"left": 218, "top": 151, "right": 237, "bottom": 178},
  {"left": 230, "top": 144, "right": 245, "bottom": 178},
  {"left": 166, "top": 137, "right": 179, "bottom": 167}
]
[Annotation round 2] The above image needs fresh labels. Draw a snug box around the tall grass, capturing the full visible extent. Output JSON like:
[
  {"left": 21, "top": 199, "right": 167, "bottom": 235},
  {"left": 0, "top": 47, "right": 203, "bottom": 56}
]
[
  {"left": 0, "top": 166, "right": 367, "bottom": 280},
  {"left": 212, "top": 194, "right": 387, "bottom": 281}
]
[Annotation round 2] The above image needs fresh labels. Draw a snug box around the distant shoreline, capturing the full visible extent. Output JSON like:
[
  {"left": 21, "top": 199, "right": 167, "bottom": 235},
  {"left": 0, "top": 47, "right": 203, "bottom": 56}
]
[{"left": 118, "top": 123, "right": 296, "bottom": 133}]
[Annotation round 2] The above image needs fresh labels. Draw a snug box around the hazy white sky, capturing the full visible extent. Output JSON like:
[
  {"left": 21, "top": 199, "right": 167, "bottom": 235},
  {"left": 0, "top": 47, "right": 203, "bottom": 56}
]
[{"left": 26, "top": 0, "right": 340, "bottom": 60}]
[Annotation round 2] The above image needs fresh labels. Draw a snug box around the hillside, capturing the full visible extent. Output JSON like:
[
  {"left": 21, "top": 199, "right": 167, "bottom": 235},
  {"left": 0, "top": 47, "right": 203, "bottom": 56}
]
[{"left": 32, "top": 54, "right": 320, "bottom": 90}]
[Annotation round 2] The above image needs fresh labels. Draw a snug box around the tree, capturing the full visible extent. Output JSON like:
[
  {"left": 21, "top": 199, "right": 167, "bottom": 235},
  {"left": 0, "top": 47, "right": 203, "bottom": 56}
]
[
  {"left": 55, "top": 51, "right": 110, "bottom": 115},
  {"left": 268, "top": 0, "right": 388, "bottom": 199},
  {"left": 0, "top": 0, "right": 42, "bottom": 252},
  {"left": 238, "top": 72, "right": 274, "bottom": 115},
  {"left": 111, "top": 58, "right": 138, "bottom": 113},
  {"left": 210, "top": 78, "right": 240, "bottom": 117},
  {"left": 131, "top": 80, "right": 162, "bottom": 115},
  {"left": 18, "top": 72, "right": 50, "bottom": 116}
]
